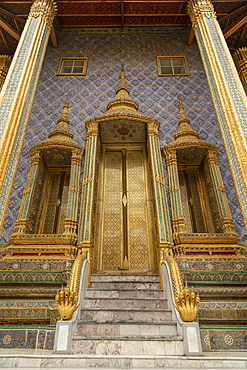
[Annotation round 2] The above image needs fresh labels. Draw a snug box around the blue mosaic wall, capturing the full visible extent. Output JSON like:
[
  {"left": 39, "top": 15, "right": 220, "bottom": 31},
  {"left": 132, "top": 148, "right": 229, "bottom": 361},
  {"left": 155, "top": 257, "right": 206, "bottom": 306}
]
[
  {"left": 0, "top": 329, "right": 55, "bottom": 350},
  {"left": 1, "top": 30, "right": 246, "bottom": 242}
]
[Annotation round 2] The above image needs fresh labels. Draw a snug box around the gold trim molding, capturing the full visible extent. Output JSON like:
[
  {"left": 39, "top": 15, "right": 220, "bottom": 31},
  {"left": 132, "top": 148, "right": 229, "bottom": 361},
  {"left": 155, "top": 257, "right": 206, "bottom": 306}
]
[
  {"left": 188, "top": 0, "right": 216, "bottom": 29},
  {"left": 29, "top": 0, "right": 57, "bottom": 30}
]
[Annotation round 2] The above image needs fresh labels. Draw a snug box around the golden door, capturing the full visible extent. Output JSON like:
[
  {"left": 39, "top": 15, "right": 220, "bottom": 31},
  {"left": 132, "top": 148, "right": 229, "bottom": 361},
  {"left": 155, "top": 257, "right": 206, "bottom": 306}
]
[{"left": 95, "top": 147, "right": 155, "bottom": 272}]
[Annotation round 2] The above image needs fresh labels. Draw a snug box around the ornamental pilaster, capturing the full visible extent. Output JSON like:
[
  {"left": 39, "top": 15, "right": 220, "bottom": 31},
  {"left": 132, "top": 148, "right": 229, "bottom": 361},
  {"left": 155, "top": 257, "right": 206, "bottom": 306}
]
[
  {"left": 147, "top": 122, "right": 173, "bottom": 251},
  {"left": 64, "top": 149, "right": 83, "bottom": 237},
  {"left": 207, "top": 150, "right": 236, "bottom": 233},
  {"left": 13, "top": 151, "right": 42, "bottom": 235},
  {"left": 0, "top": 0, "right": 57, "bottom": 234},
  {"left": 188, "top": 0, "right": 247, "bottom": 228},
  {"left": 163, "top": 149, "right": 186, "bottom": 234},
  {"left": 78, "top": 121, "right": 99, "bottom": 250}
]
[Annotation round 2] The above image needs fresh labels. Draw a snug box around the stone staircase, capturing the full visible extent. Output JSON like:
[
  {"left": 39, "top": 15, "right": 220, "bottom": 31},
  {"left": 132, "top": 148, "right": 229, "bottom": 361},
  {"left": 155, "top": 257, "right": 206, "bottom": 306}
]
[{"left": 71, "top": 273, "right": 184, "bottom": 356}]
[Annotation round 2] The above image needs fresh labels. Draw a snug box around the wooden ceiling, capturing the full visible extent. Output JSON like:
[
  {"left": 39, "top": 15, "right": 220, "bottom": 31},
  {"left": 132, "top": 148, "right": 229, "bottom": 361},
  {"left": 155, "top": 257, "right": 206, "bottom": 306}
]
[{"left": 0, "top": 0, "right": 247, "bottom": 55}]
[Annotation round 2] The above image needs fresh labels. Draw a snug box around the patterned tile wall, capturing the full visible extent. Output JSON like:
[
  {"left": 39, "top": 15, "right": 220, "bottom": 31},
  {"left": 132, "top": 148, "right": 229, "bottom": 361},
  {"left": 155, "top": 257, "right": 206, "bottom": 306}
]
[
  {"left": 0, "top": 329, "right": 55, "bottom": 350},
  {"left": 1, "top": 30, "right": 246, "bottom": 242},
  {"left": 200, "top": 328, "right": 247, "bottom": 351}
]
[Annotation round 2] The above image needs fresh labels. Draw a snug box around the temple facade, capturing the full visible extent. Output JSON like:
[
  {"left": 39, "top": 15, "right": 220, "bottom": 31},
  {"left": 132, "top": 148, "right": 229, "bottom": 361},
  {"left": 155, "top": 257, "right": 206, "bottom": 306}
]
[{"left": 0, "top": 0, "right": 247, "bottom": 360}]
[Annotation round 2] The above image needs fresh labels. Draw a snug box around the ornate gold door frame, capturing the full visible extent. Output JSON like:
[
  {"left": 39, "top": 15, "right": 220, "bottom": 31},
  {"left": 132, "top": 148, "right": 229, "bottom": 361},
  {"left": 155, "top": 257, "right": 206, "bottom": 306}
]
[{"left": 94, "top": 144, "right": 156, "bottom": 273}]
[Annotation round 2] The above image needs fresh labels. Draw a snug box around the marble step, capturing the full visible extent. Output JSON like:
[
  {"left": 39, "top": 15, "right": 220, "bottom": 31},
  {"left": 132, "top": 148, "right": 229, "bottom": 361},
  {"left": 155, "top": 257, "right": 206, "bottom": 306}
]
[
  {"left": 90, "top": 281, "right": 161, "bottom": 290},
  {"left": 80, "top": 308, "right": 172, "bottom": 322},
  {"left": 90, "top": 274, "right": 160, "bottom": 282},
  {"left": 1, "top": 353, "right": 247, "bottom": 369},
  {"left": 84, "top": 297, "right": 168, "bottom": 309},
  {"left": 86, "top": 288, "right": 163, "bottom": 299},
  {"left": 76, "top": 321, "right": 177, "bottom": 337},
  {"left": 71, "top": 337, "right": 184, "bottom": 355}
]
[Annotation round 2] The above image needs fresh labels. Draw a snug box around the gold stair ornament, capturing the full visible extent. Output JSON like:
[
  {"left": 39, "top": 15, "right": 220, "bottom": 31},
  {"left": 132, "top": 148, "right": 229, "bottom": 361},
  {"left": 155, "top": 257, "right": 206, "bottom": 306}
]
[
  {"left": 175, "top": 285, "right": 200, "bottom": 322},
  {"left": 56, "top": 252, "right": 87, "bottom": 320},
  {"left": 164, "top": 254, "right": 200, "bottom": 322}
]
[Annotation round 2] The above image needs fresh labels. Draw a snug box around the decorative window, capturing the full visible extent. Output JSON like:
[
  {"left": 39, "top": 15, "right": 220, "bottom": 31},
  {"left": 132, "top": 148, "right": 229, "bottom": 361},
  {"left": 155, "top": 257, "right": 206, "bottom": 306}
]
[
  {"left": 157, "top": 56, "right": 189, "bottom": 76},
  {"left": 57, "top": 57, "right": 88, "bottom": 75}
]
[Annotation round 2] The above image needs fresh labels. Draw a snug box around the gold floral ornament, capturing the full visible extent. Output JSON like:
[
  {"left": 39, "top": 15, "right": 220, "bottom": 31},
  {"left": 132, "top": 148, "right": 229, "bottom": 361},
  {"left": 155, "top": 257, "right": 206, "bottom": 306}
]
[
  {"left": 56, "top": 287, "right": 78, "bottom": 320},
  {"left": 56, "top": 252, "right": 87, "bottom": 320},
  {"left": 175, "top": 285, "right": 200, "bottom": 322}
]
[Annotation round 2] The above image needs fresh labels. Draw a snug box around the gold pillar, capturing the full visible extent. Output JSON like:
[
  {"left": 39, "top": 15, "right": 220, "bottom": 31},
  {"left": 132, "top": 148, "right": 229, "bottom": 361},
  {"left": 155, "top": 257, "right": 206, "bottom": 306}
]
[
  {"left": 0, "top": 0, "right": 57, "bottom": 234},
  {"left": 207, "top": 150, "right": 236, "bottom": 233},
  {"left": 13, "top": 150, "right": 42, "bottom": 235},
  {"left": 233, "top": 48, "right": 247, "bottom": 93},
  {"left": 64, "top": 149, "right": 83, "bottom": 237},
  {"left": 163, "top": 149, "right": 186, "bottom": 233},
  {"left": 78, "top": 121, "right": 99, "bottom": 253},
  {"left": 0, "top": 55, "right": 11, "bottom": 91},
  {"left": 188, "top": 0, "right": 247, "bottom": 228},
  {"left": 147, "top": 121, "right": 173, "bottom": 258}
]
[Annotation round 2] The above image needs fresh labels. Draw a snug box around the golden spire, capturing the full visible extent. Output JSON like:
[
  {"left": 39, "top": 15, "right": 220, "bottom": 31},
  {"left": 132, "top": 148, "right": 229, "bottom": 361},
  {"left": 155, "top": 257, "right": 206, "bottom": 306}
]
[
  {"left": 174, "top": 100, "right": 199, "bottom": 142},
  {"left": 48, "top": 97, "right": 73, "bottom": 140},
  {"left": 107, "top": 64, "right": 139, "bottom": 112},
  {"left": 115, "top": 63, "right": 130, "bottom": 97}
]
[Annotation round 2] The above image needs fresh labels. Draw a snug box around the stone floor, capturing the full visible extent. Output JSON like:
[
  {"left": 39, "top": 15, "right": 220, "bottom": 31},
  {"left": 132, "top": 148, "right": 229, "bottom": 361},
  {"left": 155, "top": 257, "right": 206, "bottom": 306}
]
[{"left": 0, "top": 349, "right": 247, "bottom": 369}]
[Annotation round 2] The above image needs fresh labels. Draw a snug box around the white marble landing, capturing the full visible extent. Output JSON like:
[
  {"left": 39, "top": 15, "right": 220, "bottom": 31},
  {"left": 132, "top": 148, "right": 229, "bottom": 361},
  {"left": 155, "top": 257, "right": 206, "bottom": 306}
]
[{"left": 0, "top": 350, "right": 247, "bottom": 369}]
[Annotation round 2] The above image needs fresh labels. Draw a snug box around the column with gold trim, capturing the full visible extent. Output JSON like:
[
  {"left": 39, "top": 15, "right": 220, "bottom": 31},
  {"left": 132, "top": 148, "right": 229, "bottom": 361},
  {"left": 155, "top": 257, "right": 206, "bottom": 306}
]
[
  {"left": 64, "top": 149, "right": 84, "bottom": 237},
  {"left": 188, "top": 0, "right": 247, "bottom": 227},
  {"left": 13, "top": 150, "right": 42, "bottom": 235},
  {"left": 78, "top": 121, "right": 99, "bottom": 253},
  {"left": 0, "top": 0, "right": 57, "bottom": 233},
  {"left": 163, "top": 149, "right": 186, "bottom": 233},
  {"left": 207, "top": 150, "right": 236, "bottom": 233},
  {"left": 147, "top": 121, "right": 173, "bottom": 257}
]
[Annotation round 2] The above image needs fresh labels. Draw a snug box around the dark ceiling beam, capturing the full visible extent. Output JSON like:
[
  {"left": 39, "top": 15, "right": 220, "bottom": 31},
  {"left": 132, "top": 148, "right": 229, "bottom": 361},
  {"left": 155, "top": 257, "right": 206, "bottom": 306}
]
[
  {"left": 236, "top": 22, "right": 247, "bottom": 48},
  {"left": 65, "top": 23, "right": 187, "bottom": 28},
  {"left": 50, "top": 25, "right": 58, "bottom": 48},
  {"left": 13, "top": 18, "right": 20, "bottom": 32},
  {"left": 187, "top": 24, "right": 195, "bottom": 46},
  {"left": 0, "top": 6, "right": 25, "bottom": 24},
  {"left": 0, "top": 16, "right": 20, "bottom": 40},
  {"left": 55, "top": 13, "right": 188, "bottom": 17},
  {"left": 0, "top": 27, "right": 12, "bottom": 54},
  {"left": 219, "top": 4, "right": 247, "bottom": 24},
  {"left": 223, "top": 11, "right": 247, "bottom": 39},
  {"left": 121, "top": 0, "right": 124, "bottom": 28}
]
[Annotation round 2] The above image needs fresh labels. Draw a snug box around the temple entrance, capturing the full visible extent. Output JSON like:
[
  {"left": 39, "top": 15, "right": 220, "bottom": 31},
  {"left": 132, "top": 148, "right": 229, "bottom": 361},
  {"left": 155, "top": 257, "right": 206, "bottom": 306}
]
[{"left": 95, "top": 145, "right": 155, "bottom": 272}]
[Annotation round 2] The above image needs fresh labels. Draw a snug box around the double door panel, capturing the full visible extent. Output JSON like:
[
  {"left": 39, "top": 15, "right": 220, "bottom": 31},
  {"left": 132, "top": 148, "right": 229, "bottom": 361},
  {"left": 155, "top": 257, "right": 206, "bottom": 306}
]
[{"left": 99, "top": 148, "right": 152, "bottom": 272}]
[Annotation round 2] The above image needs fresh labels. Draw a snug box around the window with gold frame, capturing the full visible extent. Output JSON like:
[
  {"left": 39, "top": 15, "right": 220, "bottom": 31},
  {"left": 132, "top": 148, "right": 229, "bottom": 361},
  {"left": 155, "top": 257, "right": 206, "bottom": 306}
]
[
  {"left": 57, "top": 57, "right": 88, "bottom": 76},
  {"left": 157, "top": 56, "right": 189, "bottom": 76}
]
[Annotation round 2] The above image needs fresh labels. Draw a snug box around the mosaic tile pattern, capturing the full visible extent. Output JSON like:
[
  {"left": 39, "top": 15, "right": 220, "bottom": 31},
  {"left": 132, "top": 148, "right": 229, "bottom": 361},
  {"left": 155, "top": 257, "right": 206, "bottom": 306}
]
[
  {"left": 200, "top": 328, "right": 247, "bottom": 351},
  {"left": 0, "top": 329, "right": 55, "bottom": 350},
  {"left": 2, "top": 30, "right": 246, "bottom": 241},
  {"left": 177, "top": 258, "right": 247, "bottom": 271}
]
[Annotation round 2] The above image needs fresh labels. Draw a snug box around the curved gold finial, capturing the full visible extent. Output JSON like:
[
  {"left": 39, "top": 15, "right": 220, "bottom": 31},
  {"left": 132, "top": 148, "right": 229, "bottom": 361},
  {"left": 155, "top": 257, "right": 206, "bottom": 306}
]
[
  {"left": 56, "top": 252, "right": 87, "bottom": 320},
  {"left": 175, "top": 286, "right": 200, "bottom": 322},
  {"left": 163, "top": 255, "right": 200, "bottom": 322},
  {"left": 56, "top": 288, "right": 78, "bottom": 320}
]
